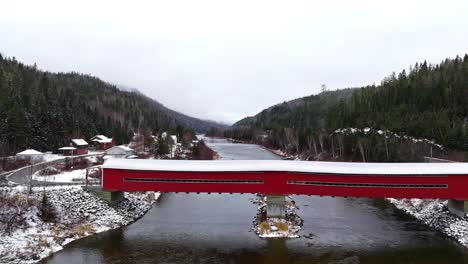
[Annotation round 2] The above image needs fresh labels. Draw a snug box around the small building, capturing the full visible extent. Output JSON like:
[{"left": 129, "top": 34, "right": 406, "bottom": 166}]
[
  {"left": 71, "top": 139, "right": 89, "bottom": 155},
  {"left": 105, "top": 145, "right": 135, "bottom": 158},
  {"left": 58, "top": 147, "right": 76, "bottom": 156},
  {"left": 90, "top": 135, "right": 114, "bottom": 150}
]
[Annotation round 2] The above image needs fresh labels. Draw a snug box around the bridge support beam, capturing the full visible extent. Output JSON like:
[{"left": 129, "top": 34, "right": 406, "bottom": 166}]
[
  {"left": 266, "top": 195, "right": 286, "bottom": 219},
  {"left": 448, "top": 199, "right": 468, "bottom": 218}
]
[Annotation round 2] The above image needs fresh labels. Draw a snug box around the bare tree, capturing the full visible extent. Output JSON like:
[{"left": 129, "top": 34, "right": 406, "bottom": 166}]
[
  {"left": 307, "top": 135, "right": 318, "bottom": 158},
  {"left": 317, "top": 129, "right": 325, "bottom": 153},
  {"left": 384, "top": 131, "right": 390, "bottom": 161},
  {"left": 284, "top": 128, "right": 299, "bottom": 154},
  {"left": 336, "top": 133, "right": 344, "bottom": 158}
]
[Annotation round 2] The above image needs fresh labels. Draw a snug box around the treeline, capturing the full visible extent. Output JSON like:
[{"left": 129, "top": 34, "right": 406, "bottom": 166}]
[
  {"left": 227, "top": 54, "right": 468, "bottom": 160},
  {"left": 0, "top": 54, "right": 219, "bottom": 156}
]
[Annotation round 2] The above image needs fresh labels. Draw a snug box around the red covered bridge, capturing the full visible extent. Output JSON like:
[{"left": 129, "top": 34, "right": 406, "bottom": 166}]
[{"left": 102, "top": 159, "right": 468, "bottom": 200}]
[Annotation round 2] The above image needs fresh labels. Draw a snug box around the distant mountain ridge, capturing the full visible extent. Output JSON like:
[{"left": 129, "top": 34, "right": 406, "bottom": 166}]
[{"left": 116, "top": 85, "right": 226, "bottom": 132}]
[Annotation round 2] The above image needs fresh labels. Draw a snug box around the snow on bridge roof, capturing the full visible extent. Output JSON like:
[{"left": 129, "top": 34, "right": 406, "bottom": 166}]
[{"left": 103, "top": 159, "right": 468, "bottom": 175}]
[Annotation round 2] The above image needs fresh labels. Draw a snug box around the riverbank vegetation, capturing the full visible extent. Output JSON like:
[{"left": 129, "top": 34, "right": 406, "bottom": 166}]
[
  {"left": 223, "top": 54, "right": 468, "bottom": 161},
  {"left": 190, "top": 141, "right": 219, "bottom": 160}
]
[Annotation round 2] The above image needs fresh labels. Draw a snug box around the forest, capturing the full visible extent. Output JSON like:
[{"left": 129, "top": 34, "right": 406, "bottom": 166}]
[
  {"left": 0, "top": 54, "right": 222, "bottom": 156},
  {"left": 225, "top": 55, "right": 468, "bottom": 161}
]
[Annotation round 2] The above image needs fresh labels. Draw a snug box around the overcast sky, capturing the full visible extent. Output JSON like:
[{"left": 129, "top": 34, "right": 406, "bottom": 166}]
[{"left": 1, "top": 0, "right": 468, "bottom": 124}]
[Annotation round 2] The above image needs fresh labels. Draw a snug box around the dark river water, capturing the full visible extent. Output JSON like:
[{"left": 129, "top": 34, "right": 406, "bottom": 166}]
[{"left": 42, "top": 138, "right": 468, "bottom": 264}]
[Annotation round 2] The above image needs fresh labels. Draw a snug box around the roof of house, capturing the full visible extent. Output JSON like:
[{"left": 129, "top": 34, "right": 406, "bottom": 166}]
[
  {"left": 72, "top": 139, "right": 88, "bottom": 146},
  {"left": 16, "top": 149, "right": 43, "bottom": 155},
  {"left": 58, "top": 147, "right": 77, "bottom": 150},
  {"left": 90, "top": 135, "right": 112, "bottom": 144},
  {"left": 106, "top": 145, "right": 134, "bottom": 154}
]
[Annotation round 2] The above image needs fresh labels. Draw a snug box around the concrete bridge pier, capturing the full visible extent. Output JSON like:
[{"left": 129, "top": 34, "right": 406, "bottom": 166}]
[
  {"left": 265, "top": 195, "right": 287, "bottom": 219},
  {"left": 110, "top": 191, "right": 125, "bottom": 204},
  {"left": 83, "top": 186, "right": 124, "bottom": 205},
  {"left": 448, "top": 199, "right": 468, "bottom": 218}
]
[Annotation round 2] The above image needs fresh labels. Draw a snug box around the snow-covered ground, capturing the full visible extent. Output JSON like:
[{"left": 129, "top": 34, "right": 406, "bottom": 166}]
[
  {"left": 334, "top": 127, "right": 444, "bottom": 149},
  {"left": 0, "top": 186, "right": 160, "bottom": 263},
  {"left": 32, "top": 169, "right": 87, "bottom": 183},
  {"left": 387, "top": 198, "right": 468, "bottom": 246},
  {"left": 41, "top": 154, "right": 64, "bottom": 163}
]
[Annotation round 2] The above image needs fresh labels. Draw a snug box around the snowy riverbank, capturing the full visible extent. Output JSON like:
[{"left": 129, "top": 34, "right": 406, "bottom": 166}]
[
  {"left": 0, "top": 186, "right": 160, "bottom": 263},
  {"left": 387, "top": 198, "right": 468, "bottom": 246}
]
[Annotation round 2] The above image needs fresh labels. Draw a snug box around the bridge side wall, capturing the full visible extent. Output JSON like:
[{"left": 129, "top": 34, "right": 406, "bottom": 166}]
[{"left": 102, "top": 168, "right": 468, "bottom": 199}]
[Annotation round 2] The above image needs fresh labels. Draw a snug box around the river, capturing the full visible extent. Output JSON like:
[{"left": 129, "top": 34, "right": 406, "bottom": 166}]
[{"left": 42, "top": 138, "right": 468, "bottom": 264}]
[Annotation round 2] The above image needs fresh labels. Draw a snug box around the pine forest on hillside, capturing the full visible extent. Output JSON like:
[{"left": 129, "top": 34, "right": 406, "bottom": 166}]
[
  {"left": 0, "top": 54, "right": 222, "bottom": 156},
  {"left": 225, "top": 55, "right": 468, "bottom": 161}
]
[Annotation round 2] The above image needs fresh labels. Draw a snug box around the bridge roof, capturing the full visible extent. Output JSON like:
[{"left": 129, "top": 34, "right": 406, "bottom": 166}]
[{"left": 103, "top": 159, "right": 468, "bottom": 175}]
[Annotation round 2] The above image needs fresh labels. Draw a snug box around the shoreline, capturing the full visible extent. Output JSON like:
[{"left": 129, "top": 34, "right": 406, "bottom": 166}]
[{"left": 0, "top": 186, "right": 161, "bottom": 263}]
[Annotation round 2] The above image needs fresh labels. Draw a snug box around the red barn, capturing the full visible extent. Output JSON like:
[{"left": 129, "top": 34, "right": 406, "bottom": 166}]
[
  {"left": 90, "top": 135, "right": 114, "bottom": 150},
  {"left": 58, "top": 147, "right": 76, "bottom": 156},
  {"left": 71, "top": 139, "right": 88, "bottom": 155}
]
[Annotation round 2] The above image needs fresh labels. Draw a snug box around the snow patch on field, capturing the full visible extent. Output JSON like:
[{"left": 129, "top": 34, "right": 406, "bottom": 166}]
[
  {"left": 0, "top": 186, "right": 160, "bottom": 263},
  {"left": 41, "top": 154, "right": 63, "bottom": 163},
  {"left": 32, "top": 169, "right": 87, "bottom": 183}
]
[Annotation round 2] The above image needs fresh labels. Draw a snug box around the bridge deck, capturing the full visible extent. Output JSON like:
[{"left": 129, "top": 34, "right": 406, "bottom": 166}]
[{"left": 102, "top": 159, "right": 468, "bottom": 199}]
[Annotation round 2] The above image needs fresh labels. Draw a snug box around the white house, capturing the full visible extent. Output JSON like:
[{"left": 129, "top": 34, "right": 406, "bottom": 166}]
[{"left": 105, "top": 145, "right": 135, "bottom": 158}]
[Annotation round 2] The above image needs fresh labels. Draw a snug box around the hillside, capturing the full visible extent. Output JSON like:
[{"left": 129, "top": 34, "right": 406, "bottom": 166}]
[
  {"left": 228, "top": 55, "right": 468, "bottom": 160},
  {"left": 0, "top": 54, "right": 224, "bottom": 156},
  {"left": 233, "top": 88, "right": 356, "bottom": 129}
]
